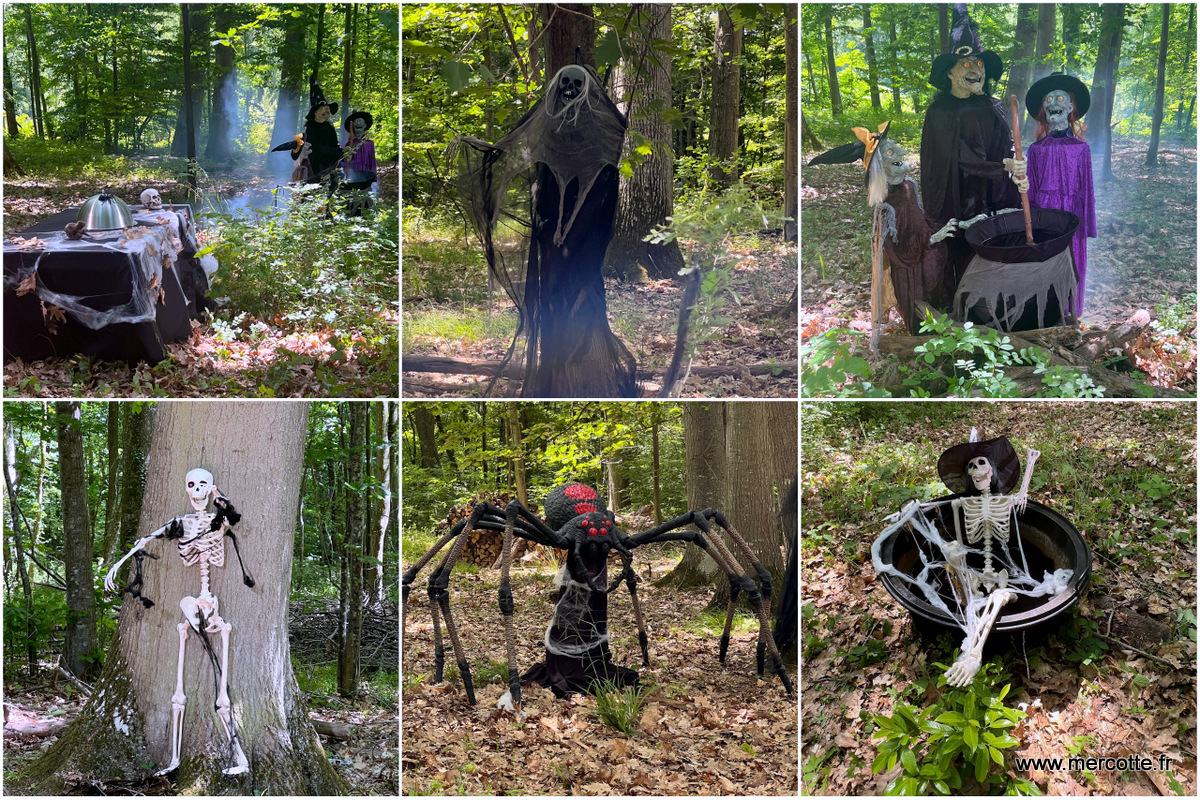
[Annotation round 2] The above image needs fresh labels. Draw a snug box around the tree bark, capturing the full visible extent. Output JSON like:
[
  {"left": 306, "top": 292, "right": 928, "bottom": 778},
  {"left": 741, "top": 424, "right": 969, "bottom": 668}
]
[
  {"left": 340, "top": 3, "right": 355, "bottom": 127},
  {"left": 887, "top": 13, "right": 902, "bottom": 112},
  {"left": 206, "top": 4, "right": 235, "bottom": 163},
  {"left": 765, "top": 401, "right": 798, "bottom": 531},
  {"left": 339, "top": 403, "right": 366, "bottom": 697},
  {"left": 709, "top": 5, "right": 742, "bottom": 187},
  {"left": 4, "top": 420, "right": 37, "bottom": 677},
  {"left": 823, "top": 11, "right": 841, "bottom": 116},
  {"left": 59, "top": 401, "right": 99, "bottom": 681},
  {"left": 658, "top": 402, "right": 725, "bottom": 588},
  {"left": 367, "top": 401, "right": 391, "bottom": 604},
  {"left": 1006, "top": 5, "right": 1039, "bottom": 131},
  {"left": 109, "top": 404, "right": 154, "bottom": 571},
  {"left": 608, "top": 3, "right": 684, "bottom": 280},
  {"left": 268, "top": 7, "right": 307, "bottom": 178},
  {"left": 4, "top": 49, "right": 20, "bottom": 137},
  {"left": 862, "top": 4, "right": 880, "bottom": 108},
  {"left": 542, "top": 3, "right": 595, "bottom": 74},
  {"left": 1145, "top": 4, "right": 1170, "bottom": 167},
  {"left": 1025, "top": 4, "right": 1056, "bottom": 141},
  {"left": 103, "top": 403, "right": 121, "bottom": 558},
  {"left": 22, "top": 402, "right": 347, "bottom": 795},
  {"left": 710, "top": 403, "right": 786, "bottom": 608},
  {"left": 181, "top": 5, "right": 198, "bottom": 191},
  {"left": 24, "top": 6, "right": 44, "bottom": 138},
  {"left": 784, "top": 4, "right": 798, "bottom": 243},
  {"left": 411, "top": 405, "right": 439, "bottom": 468},
  {"left": 937, "top": 4, "right": 949, "bottom": 53},
  {"left": 507, "top": 403, "right": 528, "bottom": 507}
]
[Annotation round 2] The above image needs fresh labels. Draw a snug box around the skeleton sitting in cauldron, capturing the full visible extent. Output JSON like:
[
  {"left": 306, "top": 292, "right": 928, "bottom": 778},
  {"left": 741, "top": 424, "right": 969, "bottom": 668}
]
[{"left": 872, "top": 432, "right": 1075, "bottom": 687}]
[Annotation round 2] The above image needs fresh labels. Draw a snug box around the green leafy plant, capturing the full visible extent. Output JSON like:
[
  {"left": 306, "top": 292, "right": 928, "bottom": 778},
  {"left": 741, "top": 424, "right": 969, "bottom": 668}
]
[
  {"left": 801, "top": 328, "right": 887, "bottom": 397},
  {"left": 589, "top": 680, "right": 651, "bottom": 735},
  {"left": 871, "top": 661, "right": 1037, "bottom": 796}
]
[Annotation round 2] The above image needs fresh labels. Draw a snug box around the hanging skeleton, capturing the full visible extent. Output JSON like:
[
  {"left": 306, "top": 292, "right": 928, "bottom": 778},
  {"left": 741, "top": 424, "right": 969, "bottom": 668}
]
[
  {"left": 871, "top": 431, "right": 1073, "bottom": 687},
  {"left": 104, "top": 468, "right": 256, "bottom": 776}
]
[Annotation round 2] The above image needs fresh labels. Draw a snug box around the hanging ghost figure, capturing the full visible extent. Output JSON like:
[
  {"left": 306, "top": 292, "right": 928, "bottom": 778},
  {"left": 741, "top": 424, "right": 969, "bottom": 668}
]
[
  {"left": 1024, "top": 73, "right": 1097, "bottom": 317},
  {"left": 452, "top": 63, "right": 637, "bottom": 398},
  {"left": 104, "top": 468, "right": 256, "bottom": 777},
  {"left": 872, "top": 431, "right": 1073, "bottom": 688}
]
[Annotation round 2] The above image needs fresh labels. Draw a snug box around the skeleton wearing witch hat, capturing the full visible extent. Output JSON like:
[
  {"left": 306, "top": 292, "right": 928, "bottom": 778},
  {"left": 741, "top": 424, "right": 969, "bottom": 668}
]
[
  {"left": 921, "top": 4, "right": 1025, "bottom": 290},
  {"left": 1024, "top": 73, "right": 1097, "bottom": 317},
  {"left": 104, "top": 468, "right": 256, "bottom": 777}
]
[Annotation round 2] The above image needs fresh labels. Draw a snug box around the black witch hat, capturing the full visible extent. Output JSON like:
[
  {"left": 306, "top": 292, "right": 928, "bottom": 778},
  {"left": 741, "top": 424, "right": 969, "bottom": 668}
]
[
  {"left": 929, "top": 4, "right": 1004, "bottom": 93},
  {"left": 308, "top": 71, "right": 338, "bottom": 117},
  {"left": 937, "top": 435, "right": 1021, "bottom": 495},
  {"left": 1025, "top": 72, "right": 1090, "bottom": 119},
  {"left": 344, "top": 110, "right": 374, "bottom": 132},
  {"left": 806, "top": 121, "right": 891, "bottom": 171}
]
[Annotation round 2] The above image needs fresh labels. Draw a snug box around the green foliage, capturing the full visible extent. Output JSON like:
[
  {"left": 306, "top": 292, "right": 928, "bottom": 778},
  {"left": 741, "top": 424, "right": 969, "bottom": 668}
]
[
  {"left": 871, "top": 662, "right": 1036, "bottom": 796},
  {"left": 589, "top": 679, "right": 651, "bottom": 735},
  {"left": 1058, "top": 614, "right": 1110, "bottom": 667},
  {"left": 801, "top": 328, "right": 881, "bottom": 397},
  {"left": 3, "top": 586, "right": 68, "bottom": 669}
]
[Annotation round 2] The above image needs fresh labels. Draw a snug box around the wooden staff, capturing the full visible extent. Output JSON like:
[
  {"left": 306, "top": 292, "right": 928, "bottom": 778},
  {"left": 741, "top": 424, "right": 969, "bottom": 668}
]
[{"left": 1010, "top": 94, "right": 1034, "bottom": 244}]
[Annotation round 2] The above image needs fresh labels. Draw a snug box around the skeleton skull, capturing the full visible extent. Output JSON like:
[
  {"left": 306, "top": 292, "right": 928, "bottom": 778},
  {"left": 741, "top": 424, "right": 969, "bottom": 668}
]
[
  {"left": 966, "top": 456, "right": 994, "bottom": 492},
  {"left": 880, "top": 141, "right": 910, "bottom": 186},
  {"left": 949, "top": 55, "right": 986, "bottom": 98},
  {"left": 186, "top": 468, "right": 214, "bottom": 509},
  {"left": 558, "top": 65, "right": 587, "bottom": 101},
  {"left": 140, "top": 188, "right": 163, "bottom": 211},
  {"left": 352, "top": 117, "right": 367, "bottom": 140},
  {"left": 1043, "top": 90, "right": 1074, "bottom": 131}
]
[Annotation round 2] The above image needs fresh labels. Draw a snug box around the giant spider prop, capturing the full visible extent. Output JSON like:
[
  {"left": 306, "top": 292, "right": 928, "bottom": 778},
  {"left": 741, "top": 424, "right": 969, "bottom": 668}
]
[{"left": 402, "top": 483, "right": 794, "bottom": 709}]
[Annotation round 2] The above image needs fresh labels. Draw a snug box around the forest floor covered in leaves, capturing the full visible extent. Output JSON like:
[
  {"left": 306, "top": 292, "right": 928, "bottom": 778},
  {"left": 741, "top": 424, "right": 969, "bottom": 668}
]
[
  {"left": 2, "top": 603, "right": 398, "bottom": 795},
  {"left": 401, "top": 554, "right": 798, "bottom": 795},
  {"left": 801, "top": 402, "right": 1197, "bottom": 796},
  {"left": 3, "top": 151, "right": 398, "bottom": 398},
  {"left": 800, "top": 136, "right": 1197, "bottom": 394},
  {"left": 402, "top": 228, "right": 797, "bottom": 398}
]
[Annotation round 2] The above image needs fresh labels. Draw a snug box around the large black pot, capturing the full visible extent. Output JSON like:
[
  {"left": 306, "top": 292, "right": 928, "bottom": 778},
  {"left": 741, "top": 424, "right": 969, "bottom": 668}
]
[
  {"left": 877, "top": 498, "right": 1091, "bottom": 633},
  {"left": 963, "top": 208, "right": 1079, "bottom": 264}
]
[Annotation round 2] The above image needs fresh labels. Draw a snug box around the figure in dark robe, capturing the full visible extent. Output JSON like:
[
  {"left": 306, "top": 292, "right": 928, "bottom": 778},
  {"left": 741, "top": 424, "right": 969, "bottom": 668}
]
[
  {"left": 1025, "top": 73, "right": 1097, "bottom": 317},
  {"left": 293, "top": 72, "right": 344, "bottom": 190},
  {"left": 921, "top": 4, "right": 1023, "bottom": 289}
]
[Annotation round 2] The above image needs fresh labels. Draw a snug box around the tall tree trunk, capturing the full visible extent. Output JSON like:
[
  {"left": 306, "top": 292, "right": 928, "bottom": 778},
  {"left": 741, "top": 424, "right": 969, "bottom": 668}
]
[
  {"left": 507, "top": 403, "right": 527, "bottom": 507},
  {"left": 108, "top": 404, "right": 154, "bottom": 570},
  {"left": 709, "top": 5, "right": 742, "bottom": 187},
  {"left": 1145, "top": 4, "right": 1170, "bottom": 166},
  {"left": 4, "top": 50, "right": 21, "bottom": 137},
  {"left": 339, "top": 403, "right": 366, "bottom": 697},
  {"left": 268, "top": 8, "right": 307, "bottom": 178},
  {"left": 24, "top": 402, "right": 346, "bottom": 795},
  {"left": 608, "top": 4, "right": 684, "bottom": 280},
  {"left": 938, "top": 3, "right": 949, "bottom": 52},
  {"left": 801, "top": 110, "right": 823, "bottom": 151},
  {"left": 784, "top": 4, "right": 798, "bottom": 243},
  {"left": 887, "top": 13, "right": 902, "bottom": 113},
  {"left": 1177, "top": 5, "right": 1195, "bottom": 130},
  {"left": 1094, "top": 4, "right": 1127, "bottom": 181},
  {"left": 59, "top": 402, "right": 99, "bottom": 680},
  {"left": 862, "top": 5, "right": 880, "bottom": 108},
  {"left": 1006, "top": 5, "right": 1039, "bottom": 132},
  {"left": 765, "top": 401, "right": 798, "bottom": 536},
  {"left": 103, "top": 403, "right": 121, "bottom": 557},
  {"left": 823, "top": 12, "right": 841, "bottom": 116},
  {"left": 340, "top": 3, "right": 355, "bottom": 126},
  {"left": 410, "top": 406, "right": 439, "bottom": 468},
  {"left": 651, "top": 408, "right": 663, "bottom": 525},
  {"left": 4, "top": 420, "right": 37, "bottom": 677},
  {"left": 366, "top": 402, "right": 390, "bottom": 604},
  {"left": 181, "top": 5, "right": 198, "bottom": 191},
  {"left": 24, "top": 6, "right": 44, "bottom": 139},
  {"left": 710, "top": 403, "right": 786, "bottom": 608},
  {"left": 206, "top": 4, "right": 235, "bottom": 162},
  {"left": 658, "top": 402, "right": 726, "bottom": 588},
  {"left": 1024, "top": 4, "right": 1057, "bottom": 142},
  {"left": 542, "top": 2, "right": 595, "bottom": 74}
]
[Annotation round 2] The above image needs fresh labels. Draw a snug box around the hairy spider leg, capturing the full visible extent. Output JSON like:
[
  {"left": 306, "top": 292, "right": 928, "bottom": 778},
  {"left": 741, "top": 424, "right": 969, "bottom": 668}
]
[
  {"left": 705, "top": 510, "right": 780, "bottom": 678},
  {"left": 608, "top": 536, "right": 650, "bottom": 666},
  {"left": 498, "top": 502, "right": 522, "bottom": 709},
  {"left": 402, "top": 519, "right": 467, "bottom": 658}
]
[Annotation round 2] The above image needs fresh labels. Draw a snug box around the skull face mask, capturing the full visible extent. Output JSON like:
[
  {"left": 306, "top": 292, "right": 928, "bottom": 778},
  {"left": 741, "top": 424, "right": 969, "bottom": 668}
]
[
  {"left": 1042, "top": 91, "right": 1074, "bottom": 131},
  {"left": 949, "top": 56, "right": 986, "bottom": 98},
  {"left": 352, "top": 117, "right": 367, "bottom": 140},
  {"left": 966, "top": 456, "right": 994, "bottom": 492},
  {"left": 558, "top": 65, "right": 586, "bottom": 101},
  {"left": 186, "top": 468, "right": 214, "bottom": 510}
]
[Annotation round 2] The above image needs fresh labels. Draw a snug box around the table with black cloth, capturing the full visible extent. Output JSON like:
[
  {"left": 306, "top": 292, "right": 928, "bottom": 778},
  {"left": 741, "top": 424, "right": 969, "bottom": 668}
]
[{"left": 3, "top": 204, "right": 210, "bottom": 364}]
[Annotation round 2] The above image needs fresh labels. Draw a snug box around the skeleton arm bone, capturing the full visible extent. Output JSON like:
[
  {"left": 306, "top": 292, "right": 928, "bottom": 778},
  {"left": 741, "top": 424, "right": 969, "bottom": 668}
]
[
  {"left": 956, "top": 213, "right": 990, "bottom": 229},
  {"left": 1013, "top": 449, "right": 1040, "bottom": 513},
  {"left": 103, "top": 522, "right": 175, "bottom": 592}
]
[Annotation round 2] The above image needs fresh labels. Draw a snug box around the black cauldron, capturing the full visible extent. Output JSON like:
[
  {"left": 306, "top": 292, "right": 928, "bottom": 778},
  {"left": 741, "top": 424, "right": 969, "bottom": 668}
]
[
  {"left": 963, "top": 208, "right": 1080, "bottom": 264},
  {"left": 876, "top": 498, "right": 1091, "bottom": 632}
]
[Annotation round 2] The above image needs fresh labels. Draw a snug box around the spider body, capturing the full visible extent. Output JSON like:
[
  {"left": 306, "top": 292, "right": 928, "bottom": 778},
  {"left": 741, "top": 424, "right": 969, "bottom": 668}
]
[{"left": 402, "top": 482, "right": 793, "bottom": 710}]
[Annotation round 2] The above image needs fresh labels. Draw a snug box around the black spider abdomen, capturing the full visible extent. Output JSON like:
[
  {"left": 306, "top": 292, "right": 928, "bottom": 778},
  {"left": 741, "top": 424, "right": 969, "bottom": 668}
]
[{"left": 545, "top": 483, "right": 606, "bottom": 530}]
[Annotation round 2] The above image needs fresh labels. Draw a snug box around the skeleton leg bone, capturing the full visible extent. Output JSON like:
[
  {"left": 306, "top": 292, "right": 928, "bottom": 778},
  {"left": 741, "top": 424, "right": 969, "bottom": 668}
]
[
  {"left": 209, "top": 611, "right": 249, "bottom": 775},
  {"left": 945, "top": 589, "right": 1015, "bottom": 687},
  {"left": 156, "top": 621, "right": 190, "bottom": 775}
]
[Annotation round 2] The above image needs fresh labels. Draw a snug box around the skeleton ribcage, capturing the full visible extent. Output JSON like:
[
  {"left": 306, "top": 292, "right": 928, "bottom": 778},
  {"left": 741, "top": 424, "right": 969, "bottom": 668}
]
[
  {"left": 959, "top": 496, "right": 1013, "bottom": 542},
  {"left": 177, "top": 516, "right": 226, "bottom": 567}
]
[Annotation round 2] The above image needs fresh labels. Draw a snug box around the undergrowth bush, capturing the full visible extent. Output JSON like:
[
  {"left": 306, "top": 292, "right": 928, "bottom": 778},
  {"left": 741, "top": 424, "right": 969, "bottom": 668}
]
[{"left": 589, "top": 679, "right": 651, "bottom": 735}]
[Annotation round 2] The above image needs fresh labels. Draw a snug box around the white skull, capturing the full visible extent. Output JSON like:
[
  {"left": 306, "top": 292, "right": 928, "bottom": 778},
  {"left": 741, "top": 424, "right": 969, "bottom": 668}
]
[
  {"left": 557, "top": 65, "right": 587, "bottom": 101},
  {"left": 186, "top": 468, "right": 214, "bottom": 509},
  {"left": 949, "top": 55, "right": 985, "bottom": 98},
  {"left": 140, "top": 188, "right": 163, "bottom": 210},
  {"left": 966, "top": 456, "right": 994, "bottom": 492},
  {"left": 1042, "top": 91, "right": 1074, "bottom": 132}
]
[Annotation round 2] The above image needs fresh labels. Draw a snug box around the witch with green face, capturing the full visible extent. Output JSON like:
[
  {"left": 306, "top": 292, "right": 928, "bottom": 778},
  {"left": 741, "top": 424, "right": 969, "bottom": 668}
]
[{"left": 920, "top": 4, "right": 1024, "bottom": 289}]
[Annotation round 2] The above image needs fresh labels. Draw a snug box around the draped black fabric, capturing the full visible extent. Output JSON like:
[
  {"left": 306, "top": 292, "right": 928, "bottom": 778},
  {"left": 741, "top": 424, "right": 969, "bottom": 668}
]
[{"left": 880, "top": 179, "right": 955, "bottom": 331}]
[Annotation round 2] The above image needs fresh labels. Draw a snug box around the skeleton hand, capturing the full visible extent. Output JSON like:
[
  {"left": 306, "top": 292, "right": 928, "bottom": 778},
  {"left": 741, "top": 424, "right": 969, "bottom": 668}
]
[
  {"left": 104, "top": 534, "right": 158, "bottom": 592},
  {"left": 1015, "top": 449, "right": 1041, "bottom": 513},
  {"left": 1013, "top": 175, "right": 1030, "bottom": 193},
  {"left": 930, "top": 219, "right": 957, "bottom": 244},
  {"left": 1003, "top": 158, "right": 1028, "bottom": 178},
  {"left": 299, "top": 142, "right": 312, "bottom": 160},
  {"left": 957, "top": 213, "right": 990, "bottom": 229},
  {"left": 944, "top": 653, "right": 982, "bottom": 687}
]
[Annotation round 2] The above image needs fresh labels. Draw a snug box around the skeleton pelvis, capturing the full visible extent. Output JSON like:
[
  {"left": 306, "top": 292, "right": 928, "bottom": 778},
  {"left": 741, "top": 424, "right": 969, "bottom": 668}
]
[{"left": 180, "top": 594, "right": 219, "bottom": 632}]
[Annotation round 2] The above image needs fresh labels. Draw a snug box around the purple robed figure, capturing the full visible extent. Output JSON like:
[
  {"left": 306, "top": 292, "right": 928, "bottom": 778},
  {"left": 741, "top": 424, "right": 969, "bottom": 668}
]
[
  {"left": 1027, "top": 135, "right": 1095, "bottom": 316},
  {"left": 341, "top": 110, "right": 377, "bottom": 182},
  {"left": 1024, "top": 72, "right": 1096, "bottom": 317}
]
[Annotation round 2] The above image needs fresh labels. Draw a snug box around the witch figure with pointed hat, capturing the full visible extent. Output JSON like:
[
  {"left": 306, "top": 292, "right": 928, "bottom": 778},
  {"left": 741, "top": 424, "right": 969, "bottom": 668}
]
[
  {"left": 293, "top": 71, "right": 344, "bottom": 191},
  {"left": 921, "top": 3, "right": 1025, "bottom": 291},
  {"left": 1024, "top": 73, "right": 1097, "bottom": 317}
]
